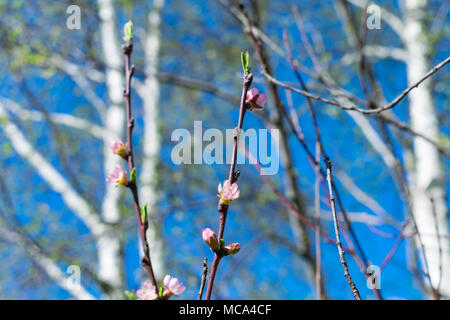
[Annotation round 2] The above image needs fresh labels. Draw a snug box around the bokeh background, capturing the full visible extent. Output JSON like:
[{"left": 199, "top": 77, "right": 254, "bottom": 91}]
[{"left": 0, "top": 0, "right": 449, "bottom": 299}]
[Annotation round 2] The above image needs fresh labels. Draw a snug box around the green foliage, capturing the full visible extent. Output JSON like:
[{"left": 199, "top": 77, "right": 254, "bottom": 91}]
[
  {"left": 130, "top": 167, "right": 136, "bottom": 181},
  {"left": 123, "top": 20, "right": 134, "bottom": 41},
  {"left": 124, "top": 290, "right": 137, "bottom": 300},
  {"left": 10, "top": 44, "right": 47, "bottom": 72},
  {"left": 140, "top": 204, "right": 148, "bottom": 223},
  {"left": 241, "top": 51, "right": 250, "bottom": 73}
]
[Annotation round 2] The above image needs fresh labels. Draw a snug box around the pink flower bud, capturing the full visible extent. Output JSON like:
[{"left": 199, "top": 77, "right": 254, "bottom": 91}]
[
  {"left": 217, "top": 180, "right": 240, "bottom": 205},
  {"left": 202, "top": 228, "right": 220, "bottom": 251},
  {"left": 110, "top": 139, "right": 128, "bottom": 159},
  {"left": 136, "top": 281, "right": 157, "bottom": 300},
  {"left": 224, "top": 242, "right": 241, "bottom": 256},
  {"left": 245, "top": 88, "right": 267, "bottom": 111},
  {"left": 106, "top": 165, "right": 128, "bottom": 186},
  {"left": 163, "top": 275, "right": 186, "bottom": 298}
]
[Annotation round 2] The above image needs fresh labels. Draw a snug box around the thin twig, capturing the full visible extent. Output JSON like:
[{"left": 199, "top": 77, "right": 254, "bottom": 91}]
[
  {"left": 283, "top": 31, "right": 326, "bottom": 299},
  {"left": 235, "top": 0, "right": 322, "bottom": 296},
  {"left": 246, "top": 147, "right": 384, "bottom": 298},
  {"left": 122, "top": 40, "right": 159, "bottom": 296},
  {"left": 245, "top": 149, "right": 354, "bottom": 255},
  {"left": 325, "top": 158, "right": 361, "bottom": 300},
  {"left": 380, "top": 227, "right": 406, "bottom": 270},
  {"left": 204, "top": 71, "right": 253, "bottom": 300},
  {"left": 283, "top": 28, "right": 380, "bottom": 298},
  {"left": 262, "top": 56, "right": 450, "bottom": 114},
  {"left": 314, "top": 141, "right": 322, "bottom": 300},
  {"left": 197, "top": 258, "right": 208, "bottom": 300}
]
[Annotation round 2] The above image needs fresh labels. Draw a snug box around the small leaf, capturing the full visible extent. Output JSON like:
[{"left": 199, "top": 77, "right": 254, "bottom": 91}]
[
  {"left": 125, "top": 290, "right": 137, "bottom": 300},
  {"left": 123, "top": 20, "right": 134, "bottom": 41},
  {"left": 130, "top": 167, "right": 136, "bottom": 181},
  {"left": 241, "top": 51, "right": 249, "bottom": 73},
  {"left": 159, "top": 285, "right": 164, "bottom": 297},
  {"left": 220, "top": 238, "right": 225, "bottom": 249},
  {"left": 140, "top": 204, "right": 148, "bottom": 224}
]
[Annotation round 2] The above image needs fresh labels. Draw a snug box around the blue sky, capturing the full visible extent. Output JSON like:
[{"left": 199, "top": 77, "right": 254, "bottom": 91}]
[{"left": 0, "top": 0, "right": 448, "bottom": 299}]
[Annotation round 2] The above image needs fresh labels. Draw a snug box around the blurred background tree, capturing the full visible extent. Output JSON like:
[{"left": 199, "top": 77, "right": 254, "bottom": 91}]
[{"left": 0, "top": 0, "right": 448, "bottom": 299}]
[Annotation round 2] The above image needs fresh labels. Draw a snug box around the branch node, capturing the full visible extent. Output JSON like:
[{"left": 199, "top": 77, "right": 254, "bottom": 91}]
[
  {"left": 122, "top": 42, "right": 133, "bottom": 54},
  {"left": 128, "top": 118, "right": 135, "bottom": 130}
]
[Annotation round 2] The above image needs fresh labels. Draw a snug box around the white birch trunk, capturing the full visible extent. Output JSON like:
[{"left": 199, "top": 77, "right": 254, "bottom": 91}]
[
  {"left": 0, "top": 100, "right": 99, "bottom": 299},
  {"left": 404, "top": 0, "right": 450, "bottom": 297},
  {"left": 97, "top": 0, "right": 125, "bottom": 298},
  {"left": 138, "top": 0, "right": 166, "bottom": 280}
]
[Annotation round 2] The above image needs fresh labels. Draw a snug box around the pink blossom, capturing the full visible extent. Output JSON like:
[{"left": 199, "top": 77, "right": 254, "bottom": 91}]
[
  {"left": 106, "top": 165, "right": 128, "bottom": 186},
  {"left": 224, "top": 242, "right": 241, "bottom": 256},
  {"left": 163, "top": 275, "right": 186, "bottom": 297},
  {"left": 110, "top": 139, "right": 127, "bottom": 158},
  {"left": 245, "top": 88, "right": 267, "bottom": 110},
  {"left": 218, "top": 180, "right": 240, "bottom": 204},
  {"left": 136, "top": 281, "right": 157, "bottom": 300},
  {"left": 202, "top": 228, "right": 220, "bottom": 251}
]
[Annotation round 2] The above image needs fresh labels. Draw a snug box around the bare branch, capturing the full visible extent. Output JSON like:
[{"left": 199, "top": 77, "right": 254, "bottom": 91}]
[
  {"left": 325, "top": 158, "right": 361, "bottom": 300},
  {"left": 205, "top": 71, "right": 253, "bottom": 301},
  {"left": 262, "top": 56, "right": 450, "bottom": 114},
  {"left": 122, "top": 40, "right": 159, "bottom": 295},
  {"left": 197, "top": 258, "right": 208, "bottom": 300}
]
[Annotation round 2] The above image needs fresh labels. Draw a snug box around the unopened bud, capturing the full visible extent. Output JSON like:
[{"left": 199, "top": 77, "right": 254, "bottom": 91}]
[
  {"left": 224, "top": 242, "right": 241, "bottom": 256},
  {"left": 202, "top": 228, "right": 220, "bottom": 251}
]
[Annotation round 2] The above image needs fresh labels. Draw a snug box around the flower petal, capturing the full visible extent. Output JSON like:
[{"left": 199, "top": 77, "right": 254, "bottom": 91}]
[
  {"left": 163, "top": 274, "right": 171, "bottom": 287},
  {"left": 256, "top": 93, "right": 267, "bottom": 106},
  {"left": 174, "top": 285, "right": 186, "bottom": 295},
  {"left": 246, "top": 88, "right": 259, "bottom": 101}
]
